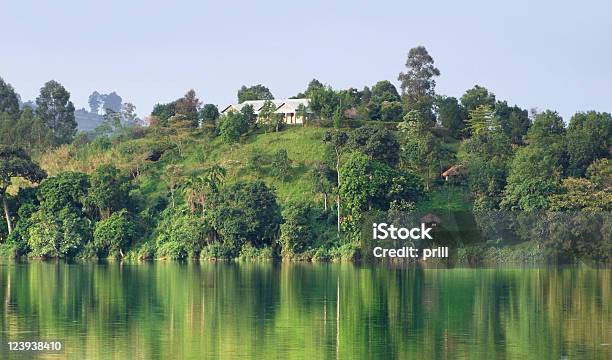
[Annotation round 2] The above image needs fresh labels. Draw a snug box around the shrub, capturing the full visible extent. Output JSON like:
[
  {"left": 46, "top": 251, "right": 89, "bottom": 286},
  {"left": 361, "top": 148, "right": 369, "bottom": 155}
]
[{"left": 93, "top": 209, "right": 136, "bottom": 257}]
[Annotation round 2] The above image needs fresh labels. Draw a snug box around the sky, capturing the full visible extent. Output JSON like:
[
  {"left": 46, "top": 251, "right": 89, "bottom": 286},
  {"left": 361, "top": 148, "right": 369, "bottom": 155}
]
[{"left": 1, "top": 0, "right": 611, "bottom": 121}]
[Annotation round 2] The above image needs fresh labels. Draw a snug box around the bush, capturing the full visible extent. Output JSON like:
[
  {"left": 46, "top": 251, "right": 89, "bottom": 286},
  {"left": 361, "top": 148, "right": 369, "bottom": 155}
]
[
  {"left": 200, "top": 242, "right": 238, "bottom": 260},
  {"left": 93, "top": 209, "right": 136, "bottom": 257},
  {"left": 155, "top": 206, "right": 210, "bottom": 259},
  {"left": 238, "top": 243, "right": 274, "bottom": 261},
  {"left": 279, "top": 202, "right": 322, "bottom": 256}
]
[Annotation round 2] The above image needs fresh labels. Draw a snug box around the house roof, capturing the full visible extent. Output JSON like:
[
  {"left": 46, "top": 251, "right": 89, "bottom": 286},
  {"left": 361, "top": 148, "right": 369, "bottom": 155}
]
[
  {"left": 441, "top": 165, "right": 464, "bottom": 177},
  {"left": 221, "top": 99, "right": 311, "bottom": 115}
]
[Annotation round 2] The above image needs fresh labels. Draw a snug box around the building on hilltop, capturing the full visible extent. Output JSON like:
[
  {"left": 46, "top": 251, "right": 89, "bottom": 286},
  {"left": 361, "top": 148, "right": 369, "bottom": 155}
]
[{"left": 220, "top": 99, "right": 311, "bottom": 125}]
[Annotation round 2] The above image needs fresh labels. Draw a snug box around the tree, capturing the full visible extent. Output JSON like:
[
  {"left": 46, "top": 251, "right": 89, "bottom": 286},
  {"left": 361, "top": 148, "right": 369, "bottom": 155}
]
[
  {"left": 218, "top": 111, "right": 249, "bottom": 143},
  {"left": 279, "top": 202, "right": 323, "bottom": 255},
  {"left": 527, "top": 110, "right": 567, "bottom": 168},
  {"left": 347, "top": 125, "right": 400, "bottom": 167},
  {"left": 458, "top": 122, "right": 512, "bottom": 208},
  {"left": 121, "top": 102, "right": 137, "bottom": 125},
  {"left": 237, "top": 84, "right": 274, "bottom": 103},
  {"left": 0, "top": 146, "right": 46, "bottom": 235},
  {"left": 435, "top": 96, "right": 467, "bottom": 138},
  {"left": 466, "top": 105, "right": 496, "bottom": 136},
  {"left": 35, "top": 80, "right": 77, "bottom": 144},
  {"left": 0, "top": 76, "right": 20, "bottom": 118},
  {"left": 494, "top": 101, "right": 530, "bottom": 144},
  {"left": 240, "top": 104, "right": 256, "bottom": 130},
  {"left": 501, "top": 146, "right": 562, "bottom": 211},
  {"left": 270, "top": 149, "right": 291, "bottom": 180},
  {"left": 27, "top": 172, "right": 91, "bottom": 258},
  {"left": 175, "top": 89, "right": 201, "bottom": 127},
  {"left": 93, "top": 209, "right": 136, "bottom": 257},
  {"left": 162, "top": 164, "right": 184, "bottom": 209},
  {"left": 200, "top": 104, "right": 219, "bottom": 125},
  {"left": 88, "top": 91, "right": 102, "bottom": 114},
  {"left": 183, "top": 165, "right": 226, "bottom": 216},
  {"left": 339, "top": 153, "right": 424, "bottom": 238},
  {"left": 209, "top": 181, "right": 281, "bottom": 247},
  {"left": 85, "top": 165, "right": 131, "bottom": 219},
  {"left": 460, "top": 85, "right": 496, "bottom": 112},
  {"left": 101, "top": 92, "right": 122, "bottom": 113},
  {"left": 323, "top": 131, "right": 348, "bottom": 235},
  {"left": 309, "top": 86, "right": 341, "bottom": 119},
  {"left": 379, "top": 101, "right": 404, "bottom": 121},
  {"left": 258, "top": 100, "right": 283, "bottom": 132},
  {"left": 565, "top": 111, "right": 612, "bottom": 177},
  {"left": 398, "top": 46, "right": 440, "bottom": 120},
  {"left": 586, "top": 158, "right": 611, "bottom": 189},
  {"left": 296, "top": 103, "right": 309, "bottom": 126},
  {"left": 398, "top": 110, "right": 449, "bottom": 190},
  {"left": 311, "top": 162, "right": 335, "bottom": 211},
  {"left": 151, "top": 101, "right": 176, "bottom": 126}
]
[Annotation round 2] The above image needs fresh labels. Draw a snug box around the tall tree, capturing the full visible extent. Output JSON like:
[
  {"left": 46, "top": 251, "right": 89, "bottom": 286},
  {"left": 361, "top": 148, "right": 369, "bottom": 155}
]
[
  {"left": 460, "top": 85, "right": 496, "bottom": 112},
  {"left": 435, "top": 95, "right": 468, "bottom": 138},
  {"left": 35, "top": 80, "right": 77, "bottom": 144},
  {"left": 175, "top": 89, "right": 201, "bottom": 127},
  {"left": 565, "top": 111, "right": 612, "bottom": 177},
  {"left": 398, "top": 46, "right": 440, "bottom": 121},
  {"left": 88, "top": 91, "right": 102, "bottom": 114},
  {"left": 200, "top": 104, "right": 220, "bottom": 125},
  {"left": 0, "top": 77, "right": 20, "bottom": 118},
  {"left": 237, "top": 84, "right": 274, "bottom": 103},
  {"left": 323, "top": 131, "right": 348, "bottom": 236},
  {"left": 0, "top": 146, "right": 46, "bottom": 235}
]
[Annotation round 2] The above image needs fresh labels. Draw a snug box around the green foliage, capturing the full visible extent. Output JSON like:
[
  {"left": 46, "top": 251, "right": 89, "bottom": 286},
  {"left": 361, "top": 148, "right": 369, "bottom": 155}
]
[
  {"left": 0, "top": 146, "right": 47, "bottom": 235},
  {"left": 209, "top": 181, "right": 281, "bottom": 248},
  {"left": 398, "top": 46, "right": 440, "bottom": 120},
  {"left": 86, "top": 164, "right": 131, "bottom": 219},
  {"left": 494, "top": 101, "right": 530, "bottom": 144},
  {"left": 237, "top": 84, "right": 274, "bottom": 103},
  {"left": 218, "top": 111, "right": 249, "bottom": 143},
  {"left": 347, "top": 125, "right": 400, "bottom": 167},
  {"left": 460, "top": 85, "right": 496, "bottom": 112},
  {"left": 151, "top": 101, "right": 176, "bottom": 126},
  {"left": 279, "top": 202, "right": 323, "bottom": 255},
  {"left": 28, "top": 207, "right": 91, "bottom": 258},
  {"left": 501, "top": 146, "right": 562, "bottom": 211},
  {"left": 340, "top": 153, "right": 423, "bottom": 214},
  {"left": 458, "top": 125, "right": 512, "bottom": 205},
  {"left": 0, "top": 76, "right": 20, "bottom": 117},
  {"left": 466, "top": 105, "right": 496, "bottom": 136},
  {"left": 199, "top": 104, "right": 220, "bottom": 125},
  {"left": 270, "top": 149, "right": 291, "bottom": 180},
  {"left": 565, "top": 111, "right": 611, "bottom": 177},
  {"left": 93, "top": 209, "right": 136, "bottom": 257},
  {"left": 35, "top": 80, "right": 77, "bottom": 144},
  {"left": 155, "top": 206, "right": 210, "bottom": 259},
  {"left": 435, "top": 96, "right": 467, "bottom": 138},
  {"left": 174, "top": 89, "right": 201, "bottom": 127},
  {"left": 36, "top": 172, "right": 90, "bottom": 213},
  {"left": 586, "top": 158, "right": 611, "bottom": 189},
  {"left": 548, "top": 178, "right": 611, "bottom": 211}
]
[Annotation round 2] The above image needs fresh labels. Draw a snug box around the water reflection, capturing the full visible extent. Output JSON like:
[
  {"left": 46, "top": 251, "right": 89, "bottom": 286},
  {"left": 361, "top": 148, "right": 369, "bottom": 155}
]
[{"left": 0, "top": 262, "right": 609, "bottom": 359}]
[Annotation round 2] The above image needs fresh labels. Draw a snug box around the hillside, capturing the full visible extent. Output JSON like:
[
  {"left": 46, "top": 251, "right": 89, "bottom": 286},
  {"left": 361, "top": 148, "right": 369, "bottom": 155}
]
[{"left": 39, "top": 126, "right": 332, "bottom": 208}]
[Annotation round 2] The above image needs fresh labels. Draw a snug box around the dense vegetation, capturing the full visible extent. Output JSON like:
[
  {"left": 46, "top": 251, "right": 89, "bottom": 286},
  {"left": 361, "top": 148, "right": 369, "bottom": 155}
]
[{"left": 0, "top": 46, "right": 610, "bottom": 263}]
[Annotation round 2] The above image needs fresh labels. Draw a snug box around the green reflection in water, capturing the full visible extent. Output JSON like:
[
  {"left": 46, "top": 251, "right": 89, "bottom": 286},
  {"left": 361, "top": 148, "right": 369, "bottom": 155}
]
[{"left": 0, "top": 262, "right": 609, "bottom": 359}]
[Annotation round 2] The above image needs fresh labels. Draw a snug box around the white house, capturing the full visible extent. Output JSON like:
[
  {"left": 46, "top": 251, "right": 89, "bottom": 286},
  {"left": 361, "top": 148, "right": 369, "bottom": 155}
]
[{"left": 220, "top": 99, "right": 311, "bottom": 125}]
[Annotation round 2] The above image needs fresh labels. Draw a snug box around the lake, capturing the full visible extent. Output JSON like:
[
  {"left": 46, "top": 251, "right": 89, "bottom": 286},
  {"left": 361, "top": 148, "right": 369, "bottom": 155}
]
[{"left": 0, "top": 261, "right": 609, "bottom": 359}]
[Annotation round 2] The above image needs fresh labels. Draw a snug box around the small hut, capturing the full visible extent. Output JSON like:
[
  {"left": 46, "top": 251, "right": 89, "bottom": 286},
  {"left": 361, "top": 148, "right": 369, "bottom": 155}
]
[{"left": 441, "top": 165, "right": 464, "bottom": 181}]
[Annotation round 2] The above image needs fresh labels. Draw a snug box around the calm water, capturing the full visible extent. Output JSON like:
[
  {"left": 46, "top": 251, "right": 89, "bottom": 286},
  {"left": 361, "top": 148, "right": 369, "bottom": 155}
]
[{"left": 0, "top": 262, "right": 609, "bottom": 360}]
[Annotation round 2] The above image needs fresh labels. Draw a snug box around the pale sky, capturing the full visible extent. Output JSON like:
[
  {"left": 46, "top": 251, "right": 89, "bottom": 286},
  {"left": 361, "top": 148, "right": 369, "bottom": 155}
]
[{"left": 1, "top": 0, "right": 610, "bottom": 121}]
